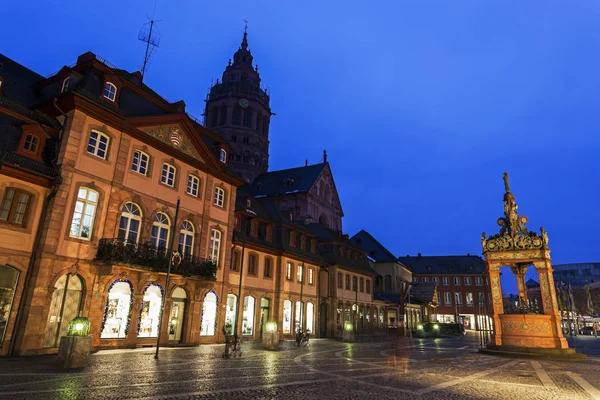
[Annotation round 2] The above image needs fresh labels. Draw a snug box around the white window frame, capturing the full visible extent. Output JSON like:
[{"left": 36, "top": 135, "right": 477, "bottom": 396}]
[
  {"left": 453, "top": 277, "right": 461, "bottom": 286},
  {"left": 61, "top": 77, "right": 70, "bottom": 93},
  {"left": 475, "top": 277, "right": 483, "bottom": 286},
  {"left": 187, "top": 174, "right": 200, "bottom": 197},
  {"left": 443, "top": 277, "right": 450, "bottom": 286},
  {"left": 432, "top": 277, "right": 439, "bottom": 283},
  {"left": 455, "top": 292, "right": 462, "bottom": 305},
  {"left": 214, "top": 187, "right": 225, "bottom": 207},
  {"left": 422, "top": 277, "right": 428, "bottom": 283},
  {"left": 219, "top": 149, "right": 227, "bottom": 163},
  {"left": 161, "top": 163, "right": 176, "bottom": 187},
  {"left": 131, "top": 150, "right": 149, "bottom": 176},
  {"left": 464, "top": 277, "right": 472, "bottom": 285},
  {"left": 179, "top": 220, "right": 195, "bottom": 256},
  {"left": 103, "top": 82, "right": 117, "bottom": 101},
  {"left": 436, "top": 292, "right": 441, "bottom": 305},
  {"left": 87, "top": 130, "right": 110, "bottom": 159},
  {"left": 151, "top": 212, "right": 170, "bottom": 249},
  {"left": 209, "top": 229, "right": 221, "bottom": 265},
  {"left": 69, "top": 187, "right": 98, "bottom": 240},
  {"left": 466, "top": 292, "right": 474, "bottom": 306},
  {"left": 444, "top": 292, "right": 452, "bottom": 305},
  {"left": 118, "top": 202, "right": 142, "bottom": 243}
]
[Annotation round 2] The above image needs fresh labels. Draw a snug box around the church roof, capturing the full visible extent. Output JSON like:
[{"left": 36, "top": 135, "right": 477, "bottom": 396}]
[
  {"left": 246, "top": 163, "right": 327, "bottom": 198},
  {"left": 526, "top": 278, "right": 540, "bottom": 288},
  {"left": 350, "top": 230, "right": 398, "bottom": 263},
  {"left": 398, "top": 255, "right": 485, "bottom": 275}
]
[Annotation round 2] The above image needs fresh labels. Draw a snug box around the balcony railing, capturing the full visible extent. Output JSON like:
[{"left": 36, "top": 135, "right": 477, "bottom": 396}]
[{"left": 96, "top": 238, "right": 217, "bottom": 281}]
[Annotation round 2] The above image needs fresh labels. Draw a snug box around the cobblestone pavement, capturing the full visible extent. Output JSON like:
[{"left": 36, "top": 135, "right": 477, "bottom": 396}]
[{"left": 0, "top": 334, "right": 599, "bottom": 399}]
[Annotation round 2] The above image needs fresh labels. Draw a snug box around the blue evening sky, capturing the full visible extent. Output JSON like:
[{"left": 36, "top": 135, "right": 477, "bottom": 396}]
[{"left": 4, "top": 1, "right": 599, "bottom": 293}]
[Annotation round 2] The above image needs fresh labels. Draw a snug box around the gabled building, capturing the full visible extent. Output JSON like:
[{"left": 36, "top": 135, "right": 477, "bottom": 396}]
[{"left": 1, "top": 50, "right": 245, "bottom": 355}]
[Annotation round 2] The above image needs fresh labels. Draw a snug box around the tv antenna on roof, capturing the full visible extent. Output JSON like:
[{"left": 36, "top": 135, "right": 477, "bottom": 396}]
[{"left": 138, "top": 4, "right": 161, "bottom": 80}]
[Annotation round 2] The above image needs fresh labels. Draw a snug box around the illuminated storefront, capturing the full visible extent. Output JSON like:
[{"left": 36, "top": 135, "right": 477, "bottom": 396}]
[
  {"left": 282, "top": 300, "right": 292, "bottom": 334},
  {"left": 242, "top": 296, "right": 255, "bottom": 336},
  {"left": 138, "top": 284, "right": 163, "bottom": 338},
  {"left": 224, "top": 294, "right": 237, "bottom": 336},
  {"left": 200, "top": 291, "right": 217, "bottom": 336},
  {"left": 101, "top": 280, "right": 133, "bottom": 339}
]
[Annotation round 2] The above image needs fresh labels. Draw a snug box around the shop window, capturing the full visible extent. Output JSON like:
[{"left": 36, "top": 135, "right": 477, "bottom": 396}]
[
  {"left": 131, "top": 150, "right": 149, "bottom": 176},
  {"left": 200, "top": 291, "right": 217, "bottom": 336},
  {"left": 0, "top": 188, "right": 32, "bottom": 226},
  {"left": 138, "top": 284, "right": 163, "bottom": 338},
  {"left": 23, "top": 134, "right": 39, "bottom": 153},
  {"left": 69, "top": 187, "right": 98, "bottom": 240},
  {"left": 87, "top": 130, "right": 109, "bottom": 159},
  {"left": 0, "top": 266, "right": 19, "bottom": 344},
  {"left": 187, "top": 175, "right": 200, "bottom": 197},
  {"left": 44, "top": 274, "right": 84, "bottom": 347},
  {"left": 224, "top": 294, "right": 237, "bottom": 335},
  {"left": 61, "top": 76, "right": 70, "bottom": 93},
  {"left": 178, "top": 220, "right": 194, "bottom": 256},
  {"left": 103, "top": 82, "right": 117, "bottom": 101},
  {"left": 209, "top": 229, "right": 221, "bottom": 266},
  {"left": 306, "top": 302, "right": 314, "bottom": 333},
  {"left": 282, "top": 300, "right": 292, "bottom": 334},
  {"left": 295, "top": 301, "right": 303, "bottom": 332},
  {"left": 161, "top": 163, "right": 176, "bottom": 187},
  {"left": 242, "top": 296, "right": 255, "bottom": 336},
  {"left": 117, "top": 202, "right": 142, "bottom": 243},
  {"left": 101, "top": 280, "right": 133, "bottom": 339},
  {"left": 169, "top": 287, "right": 187, "bottom": 342},
  {"left": 151, "top": 212, "right": 170, "bottom": 249},
  {"left": 214, "top": 187, "right": 225, "bottom": 207}
]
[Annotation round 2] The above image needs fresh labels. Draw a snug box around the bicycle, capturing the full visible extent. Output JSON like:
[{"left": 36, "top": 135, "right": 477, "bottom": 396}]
[
  {"left": 295, "top": 329, "right": 310, "bottom": 347},
  {"left": 222, "top": 335, "right": 242, "bottom": 358}
]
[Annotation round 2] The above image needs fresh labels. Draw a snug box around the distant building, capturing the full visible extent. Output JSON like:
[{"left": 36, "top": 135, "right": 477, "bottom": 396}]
[
  {"left": 397, "top": 254, "right": 490, "bottom": 330},
  {"left": 552, "top": 263, "right": 600, "bottom": 287}
]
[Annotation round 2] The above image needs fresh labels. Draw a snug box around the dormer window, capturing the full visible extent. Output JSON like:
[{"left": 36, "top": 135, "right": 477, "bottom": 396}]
[
  {"left": 103, "top": 82, "right": 117, "bottom": 101},
  {"left": 265, "top": 225, "right": 273, "bottom": 242},
  {"left": 250, "top": 220, "right": 258, "bottom": 237},
  {"left": 219, "top": 149, "right": 227, "bottom": 163},
  {"left": 61, "top": 77, "right": 70, "bottom": 93},
  {"left": 23, "top": 134, "right": 39, "bottom": 153},
  {"left": 289, "top": 231, "right": 296, "bottom": 247}
]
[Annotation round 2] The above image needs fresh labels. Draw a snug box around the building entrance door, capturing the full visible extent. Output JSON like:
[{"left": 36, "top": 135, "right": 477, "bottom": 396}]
[
  {"left": 259, "top": 298, "right": 270, "bottom": 337},
  {"left": 168, "top": 288, "right": 187, "bottom": 343}
]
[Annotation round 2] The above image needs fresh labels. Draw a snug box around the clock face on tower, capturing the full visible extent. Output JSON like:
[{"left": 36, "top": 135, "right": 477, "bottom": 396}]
[{"left": 239, "top": 98, "right": 249, "bottom": 108}]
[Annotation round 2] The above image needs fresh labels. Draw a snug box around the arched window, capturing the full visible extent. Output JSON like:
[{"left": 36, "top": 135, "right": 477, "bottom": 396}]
[
  {"left": 118, "top": 202, "right": 142, "bottom": 243},
  {"left": 242, "top": 296, "right": 255, "bottom": 336},
  {"left": 178, "top": 220, "right": 194, "bottom": 255},
  {"left": 138, "top": 284, "right": 163, "bottom": 338},
  {"left": 101, "top": 280, "right": 133, "bottom": 339},
  {"left": 23, "top": 134, "right": 39, "bottom": 153},
  {"left": 103, "top": 82, "right": 117, "bottom": 101},
  {"left": 87, "top": 130, "right": 110, "bottom": 159},
  {"left": 43, "top": 274, "right": 84, "bottom": 347},
  {"left": 224, "top": 294, "right": 237, "bottom": 335},
  {"left": 200, "top": 291, "right": 217, "bottom": 336},
  {"left": 169, "top": 287, "right": 187, "bottom": 342},
  {"left": 61, "top": 76, "right": 70, "bottom": 93},
  {"left": 0, "top": 266, "right": 19, "bottom": 344},
  {"left": 295, "top": 301, "right": 303, "bottom": 331},
  {"left": 151, "top": 212, "right": 170, "bottom": 249},
  {"left": 219, "top": 149, "right": 227, "bottom": 163},
  {"left": 69, "top": 187, "right": 98, "bottom": 239},
  {"left": 131, "top": 150, "right": 149, "bottom": 176}
]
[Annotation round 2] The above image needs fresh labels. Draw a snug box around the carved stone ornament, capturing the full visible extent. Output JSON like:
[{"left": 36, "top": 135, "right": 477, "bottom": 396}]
[
  {"left": 482, "top": 172, "right": 550, "bottom": 253},
  {"left": 69, "top": 261, "right": 80, "bottom": 276}
]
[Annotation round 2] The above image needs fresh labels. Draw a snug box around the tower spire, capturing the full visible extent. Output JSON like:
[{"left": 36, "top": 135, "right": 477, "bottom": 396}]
[{"left": 241, "top": 20, "right": 248, "bottom": 50}]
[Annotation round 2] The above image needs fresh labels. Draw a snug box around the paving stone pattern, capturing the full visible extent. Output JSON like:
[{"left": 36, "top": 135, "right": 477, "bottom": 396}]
[{"left": 0, "top": 334, "right": 599, "bottom": 399}]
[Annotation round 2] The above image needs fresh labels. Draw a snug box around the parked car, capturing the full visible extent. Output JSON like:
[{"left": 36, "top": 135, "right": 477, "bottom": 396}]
[{"left": 580, "top": 326, "right": 595, "bottom": 336}]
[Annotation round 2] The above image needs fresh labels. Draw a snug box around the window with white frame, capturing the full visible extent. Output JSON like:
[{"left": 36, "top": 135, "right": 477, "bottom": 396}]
[
  {"left": 454, "top": 292, "right": 462, "bottom": 304},
  {"left": 444, "top": 292, "right": 452, "bottom": 305},
  {"left": 187, "top": 175, "right": 199, "bottom": 197},
  {"left": 103, "top": 82, "right": 117, "bottom": 101},
  {"left": 161, "top": 163, "right": 176, "bottom": 187},
  {"left": 422, "top": 277, "right": 428, "bottom": 283},
  {"left": 475, "top": 277, "right": 483, "bottom": 286},
  {"left": 453, "top": 277, "right": 461, "bottom": 285},
  {"left": 61, "top": 77, "right": 70, "bottom": 93},
  {"left": 214, "top": 187, "right": 225, "bottom": 207},
  {"left": 209, "top": 229, "right": 221, "bottom": 265},
  {"left": 443, "top": 277, "right": 450, "bottom": 286},
  {"left": 69, "top": 187, "right": 98, "bottom": 240},
  {"left": 179, "top": 220, "right": 194, "bottom": 255},
  {"left": 219, "top": 149, "right": 227, "bottom": 163},
  {"left": 464, "top": 277, "right": 472, "bottom": 285},
  {"left": 465, "top": 292, "right": 473, "bottom": 306},
  {"left": 432, "top": 277, "right": 439, "bottom": 283},
  {"left": 87, "top": 130, "right": 109, "bottom": 159},
  {"left": 479, "top": 292, "right": 485, "bottom": 305},
  {"left": 413, "top": 277, "right": 419, "bottom": 283},
  {"left": 117, "top": 202, "right": 142, "bottom": 243},
  {"left": 131, "top": 150, "right": 149, "bottom": 175},
  {"left": 151, "top": 212, "right": 170, "bottom": 249},
  {"left": 436, "top": 292, "right": 440, "bottom": 305}
]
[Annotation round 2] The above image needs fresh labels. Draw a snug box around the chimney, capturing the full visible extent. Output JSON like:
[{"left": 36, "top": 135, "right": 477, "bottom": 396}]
[
  {"left": 323, "top": 150, "right": 327, "bottom": 163},
  {"left": 172, "top": 100, "right": 186, "bottom": 113},
  {"left": 131, "top": 71, "right": 143, "bottom": 85},
  {"left": 305, "top": 159, "right": 308, "bottom": 166},
  {"left": 76, "top": 51, "right": 96, "bottom": 66}
]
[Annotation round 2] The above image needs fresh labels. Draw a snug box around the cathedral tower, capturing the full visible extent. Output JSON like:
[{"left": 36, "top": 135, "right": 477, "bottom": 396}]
[{"left": 204, "top": 27, "right": 272, "bottom": 183}]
